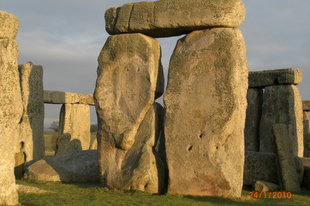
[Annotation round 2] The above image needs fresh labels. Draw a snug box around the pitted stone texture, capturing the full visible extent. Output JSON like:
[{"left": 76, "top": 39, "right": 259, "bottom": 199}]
[
  {"left": 244, "top": 88, "right": 263, "bottom": 152},
  {"left": 0, "top": 11, "right": 19, "bottom": 39},
  {"left": 272, "top": 124, "right": 301, "bottom": 192},
  {"left": 253, "top": 181, "right": 280, "bottom": 192},
  {"left": 249, "top": 68, "right": 302, "bottom": 88},
  {"left": 105, "top": 0, "right": 246, "bottom": 38},
  {"left": 244, "top": 151, "right": 304, "bottom": 186},
  {"left": 44, "top": 90, "right": 94, "bottom": 105},
  {"left": 259, "top": 85, "right": 303, "bottom": 157},
  {"left": 164, "top": 28, "right": 248, "bottom": 197},
  {"left": 0, "top": 39, "right": 22, "bottom": 205},
  {"left": 24, "top": 150, "right": 99, "bottom": 182},
  {"left": 303, "top": 100, "right": 310, "bottom": 111},
  {"left": 18, "top": 62, "right": 45, "bottom": 166},
  {"left": 59, "top": 104, "right": 90, "bottom": 151},
  {"left": 94, "top": 33, "right": 164, "bottom": 194}
]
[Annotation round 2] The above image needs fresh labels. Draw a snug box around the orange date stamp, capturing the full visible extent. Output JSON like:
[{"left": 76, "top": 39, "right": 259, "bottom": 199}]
[{"left": 249, "top": 192, "right": 292, "bottom": 199}]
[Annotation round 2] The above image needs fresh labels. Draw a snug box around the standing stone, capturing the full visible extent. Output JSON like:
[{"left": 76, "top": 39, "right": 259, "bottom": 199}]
[
  {"left": 58, "top": 104, "right": 90, "bottom": 151},
  {"left": 0, "top": 11, "right": 22, "bottom": 206},
  {"left": 18, "top": 62, "right": 45, "bottom": 166},
  {"left": 94, "top": 33, "right": 164, "bottom": 193},
  {"left": 304, "top": 111, "right": 310, "bottom": 157},
  {"left": 272, "top": 124, "right": 300, "bottom": 193},
  {"left": 55, "top": 133, "right": 71, "bottom": 156},
  {"left": 260, "top": 85, "right": 303, "bottom": 157},
  {"left": 164, "top": 28, "right": 248, "bottom": 197},
  {"left": 244, "top": 88, "right": 263, "bottom": 151}
]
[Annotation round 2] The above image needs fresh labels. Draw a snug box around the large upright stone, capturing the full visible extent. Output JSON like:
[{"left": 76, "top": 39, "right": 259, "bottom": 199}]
[
  {"left": 58, "top": 104, "right": 90, "bottom": 151},
  {"left": 94, "top": 33, "right": 164, "bottom": 193},
  {"left": 105, "top": 0, "right": 246, "bottom": 38},
  {"left": 304, "top": 111, "right": 310, "bottom": 157},
  {"left": 248, "top": 68, "right": 302, "bottom": 88},
  {"left": 164, "top": 28, "right": 248, "bottom": 197},
  {"left": 259, "top": 85, "right": 303, "bottom": 157},
  {"left": 18, "top": 62, "right": 45, "bottom": 166},
  {"left": 0, "top": 11, "right": 19, "bottom": 39},
  {"left": 272, "top": 124, "right": 301, "bottom": 192},
  {"left": 244, "top": 88, "right": 263, "bottom": 151},
  {"left": 0, "top": 11, "right": 22, "bottom": 206}
]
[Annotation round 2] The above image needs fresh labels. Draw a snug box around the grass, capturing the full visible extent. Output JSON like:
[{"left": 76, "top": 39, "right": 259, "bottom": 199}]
[
  {"left": 44, "top": 132, "right": 97, "bottom": 157},
  {"left": 15, "top": 179, "right": 310, "bottom": 206}
]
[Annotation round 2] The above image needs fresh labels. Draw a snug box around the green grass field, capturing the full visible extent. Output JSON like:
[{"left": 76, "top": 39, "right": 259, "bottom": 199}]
[{"left": 16, "top": 179, "right": 310, "bottom": 206}]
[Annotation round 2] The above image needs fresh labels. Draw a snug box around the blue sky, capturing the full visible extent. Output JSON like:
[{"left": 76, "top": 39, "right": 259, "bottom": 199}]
[{"left": 1, "top": 0, "right": 310, "bottom": 127}]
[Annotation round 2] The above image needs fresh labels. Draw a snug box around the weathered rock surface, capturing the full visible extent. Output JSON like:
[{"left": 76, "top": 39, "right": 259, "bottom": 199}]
[
  {"left": 164, "top": 28, "right": 248, "bottom": 197},
  {"left": 0, "top": 13, "right": 22, "bottom": 204},
  {"left": 90, "top": 138, "right": 97, "bottom": 150},
  {"left": 18, "top": 62, "right": 45, "bottom": 166},
  {"left": 273, "top": 124, "right": 300, "bottom": 192},
  {"left": 58, "top": 104, "right": 90, "bottom": 151},
  {"left": 303, "top": 100, "right": 310, "bottom": 111},
  {"left": 259, "top": 85, "right": 303, "bottom": 157},
  {"left": 105, "top": 0, "right": 246, "bottom": 38},
  {"left": 24, "top": 150, "right": 99, "bottom": 182},
  {"left": 44, "top": 90, "right": 94, "bottom": 105},
  {"left": 304, "top": 111, "right": 310, "bottom": 157},
  {"left": 16, "top": 184, "right": 54, "bottom": 194},
  {"left": 249, "top": 68, "right": 302, "bottom": 88},
  {"left": 244, "top": 151, "right": 304, "bottom": 186},
  {"left": 253, "top": 181, "right": 280, "bottom": 192},
  {"left": 301, "top": 158, "right": 310, "bottom": 190},
  {"left": 55, "top": 133, "right": 71, "bottom": 156},
  {"left": 94, "top": 33, "right": 164, "bottom": 193},
  {"left": 0, "top": 11, "right": 19, "bottom": 39},
  {"left": 244, "top": 88, "right": 263, "bottom": 151}
]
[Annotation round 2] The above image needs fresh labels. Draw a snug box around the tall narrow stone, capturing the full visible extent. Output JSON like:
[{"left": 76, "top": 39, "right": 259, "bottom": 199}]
[
  {"left": 259, "top": 85, "right": 303, "bottom": 157},
  {"left": 18, "top": 62, "right": 45, "bottom": 166},
  {"left": 244, "top": 88, "right": 263, "bottom": 151},
  {"left": 58, "top": 104, "right": 90, "bottom": 151},
  {"left": 164, "top": 28, "right": 248, "bottom": 197},
  {"left": 94, "top": 33, "right": 164, "bottom": 193},
  {"left": 0, "top": 11, "right": 22, "bottom": 206},
  {"left": 304, "top": 111, "right": 310, "bottom": 157}
]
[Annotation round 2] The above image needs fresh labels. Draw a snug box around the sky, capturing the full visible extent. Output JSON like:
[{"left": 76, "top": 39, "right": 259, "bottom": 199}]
[{"left": 1, "top": 0, "right": 310, "bottom": 128}]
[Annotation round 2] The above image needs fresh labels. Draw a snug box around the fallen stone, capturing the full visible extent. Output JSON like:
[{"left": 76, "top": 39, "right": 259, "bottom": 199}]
[
  {"left": 105, "top": 0, "right": 246, "bottom": 38},
  {"left": 44, "top": 90, "right": 94, "bottom": 105},
  {"left": 0, "top": 11, "right": 19, "bottom": 39},
  {"left": 164, "top": 28, "right": 248, "bottom": 197},
  {"left": 244, "top": 88, "right": 263, "bottom": 152},
  {"left": 248, "top": 68, "right": 302, "bottom": 88},
  {"left": 24, "top": 150, "right": 99, "bottom": 182},
  {"left": 0, "top": 30, "right": 23, "bottom": 205},
  {"left": 94, "top": 33, "right": 164, "bottom": 194},
  {"left": 253, "top": 181, "right": 280, "bottom": 192},
  {"left": 259, "top": 85, "right": 303, "bottom": 157},
  {"left": 18, "top": 62, "right": 45, "bottom": 166},
  {"left": 243, "top": 151, "right": 304, "bottom": 186},
  {"left": 16, "top": 184, "right": 54, "bottom": 194},
  {"left": 273, "top": 124, "right": 300, "bottom": 192},
  {"left": 58, "top": 104, "right": 90, "bottom": 151},
  {"left": 303, "top": 101, "right": 310, "bottom": 111}
]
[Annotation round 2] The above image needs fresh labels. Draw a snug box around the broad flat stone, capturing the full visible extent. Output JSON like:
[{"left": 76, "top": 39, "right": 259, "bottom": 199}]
[
  {"left": 105, "top": 0, "right": 246, "bottom": 38},
  {"left": 249, "top": 68, "right": 302, "bottom": 88},
  {"left": 16, "top": 184, "right": 54, "bottom": 194},
  {"left": 273, "top": 124, "right": 300, "bottom": 192},
  {"left": 58, "top": 104, "right": 90, "bottom": 151},
  {"left": 253, "top": 181, "right": 280, "bottom": 192},
  {"left": 0, "top": 11, "right": 19, "bottom": 39},
  {"left": 44, "top": 90, "right": 94, "bottom": 105},
  {"left": 18, "top": 62, "right": 45, "bottom": 166},
  {"left": 24, "top": 150, "right": 99, "bottom": 182},
  {"left": 259, "top": 85, "right": 303, "bottom": 157},
  {"left": 94, "top": 33, "right": 164, "bottom": 194},
  {"left": 164, "top": 28, "right": 248, "bottom": 197},
  {"left": 244, "top": 88, "right": 263, "bottom": 151},
  {"left": 0, "top": 38, "right": 22, "bottom": 205},
  {"left": 244, "top": 151, "right": 304, "bottom": 186}
]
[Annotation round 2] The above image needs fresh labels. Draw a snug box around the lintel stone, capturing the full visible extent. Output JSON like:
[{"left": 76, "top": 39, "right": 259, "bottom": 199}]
[
  {"left": 44, "top": 90, "right": 94, "bottom": 105},
  {"left": 249, "top": 68, "right": 302, "bottom": 88},
  {"left": 0, "top": 11, "right": 19, "bottom": 39}
]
